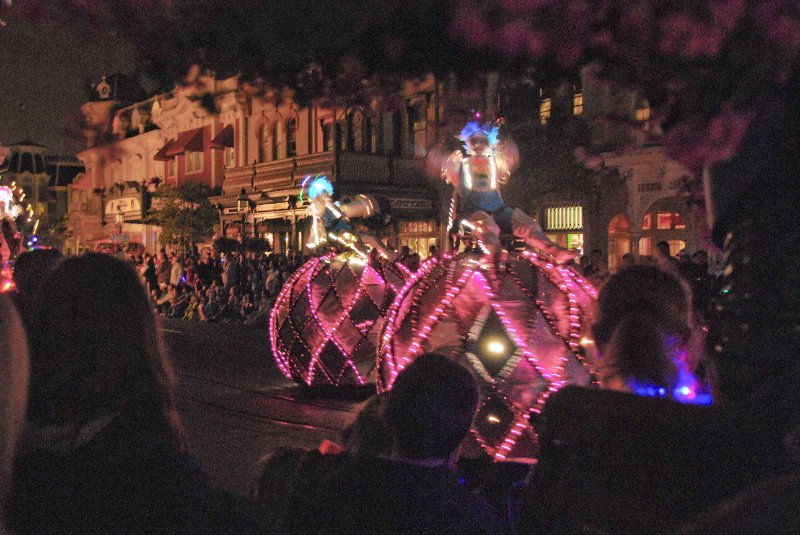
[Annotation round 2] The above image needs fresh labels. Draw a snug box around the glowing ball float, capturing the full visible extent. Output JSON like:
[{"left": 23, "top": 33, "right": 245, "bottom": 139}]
[
  {"left": 270, "top": 251, "right": 408, "bottom": 387},
  {"left": 378, "top": 249, "right": 597, "bottom": 460}
]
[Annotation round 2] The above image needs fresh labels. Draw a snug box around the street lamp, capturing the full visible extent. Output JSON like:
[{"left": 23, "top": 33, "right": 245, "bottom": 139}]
[
  {"left": 115, "top": 207, "right": 124, "bottom": 235},
  {"left": 237, "top": 187, "right": 251, "bottom": 240}
]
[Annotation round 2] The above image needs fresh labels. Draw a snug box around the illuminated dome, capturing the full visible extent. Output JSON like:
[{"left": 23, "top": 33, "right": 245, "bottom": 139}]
[
  {"left": 378, "top": 249, "right": 597, "bottom": 459},
  {"left": 270, "top": 252, "right": 408, "bottom": 387}
]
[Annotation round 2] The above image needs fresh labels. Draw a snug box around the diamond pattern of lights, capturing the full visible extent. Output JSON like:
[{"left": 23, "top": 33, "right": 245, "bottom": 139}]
[
  {"left": 270, "top": 252, "right": 407, "bottom": 387},
  {"left": 468, "top": 308, "right": 519, "bottom": 378},
  {"left": 378, "top": 249, "right": 598, "bottom": 460}
]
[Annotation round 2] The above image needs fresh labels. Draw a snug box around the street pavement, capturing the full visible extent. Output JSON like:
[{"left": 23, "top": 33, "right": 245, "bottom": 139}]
[{"left": 161, "top": 318, "right": 375, "bottom": 496}]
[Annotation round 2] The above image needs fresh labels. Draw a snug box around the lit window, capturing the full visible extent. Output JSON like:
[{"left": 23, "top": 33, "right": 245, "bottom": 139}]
[
  {"left": 639, "top": 237, "right": 653, "bottom": 256},
  {"left": 224, "top": 146, "right": 235, "bottom": 168},
  {"left": 539, "top": 98, "right": 552, "bottom": 125},
  {"left": 573, "top": 92, "right": 584, "bottom": 116},
  {"left": 635, "top": 98, "right": 651, "bottom": 121},
  {"left": 652, "top": 211, "right": 687, "bottom": 230},
  {"left": 545, "top": 206, "right": 582, "bottom": 231},
  {"left": 186, "top": 151, "right": 203, "bottom": 174},
  {"left": 656, "top": 212, "right": 673, "bottom": 230},
  {"left": 642, "top": 213, "right": 652, "bottom": 230}
]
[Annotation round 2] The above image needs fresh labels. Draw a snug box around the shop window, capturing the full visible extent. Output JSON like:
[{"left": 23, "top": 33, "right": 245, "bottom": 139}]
[
  {"left": 642, "top": 213, "right": 652, "bottom": 230},
  {"left": 398, "top": 220, "right": 435, "bottom": 234},
  {"left": 186, "top": 151, "right": 203, "bottom": 174},
  {"left": 656, "top": 212, "right": 672, "bottom": 229},
  {"left": 545, "top": 206, "right": 583, "bottom": 231},
  {"left": 655, "top": 211, "right": 685, "bottom": 230},
  {"left": 667, "top": 240, "right": 686, "bottom": 256},
  {"left": 539, "top": 98, "right": 551, "bottom": 126},
  {"left": 639, "top": 237, "right": 653, "bottom": 256}
]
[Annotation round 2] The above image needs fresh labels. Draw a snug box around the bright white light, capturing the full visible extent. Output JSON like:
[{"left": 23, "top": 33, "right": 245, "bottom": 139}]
[
  {"left": 487, "top": 414, "right": 500, "bottom": 423},
  {"left": 486, "top": 340, "right": 506, "bottom": 355}
]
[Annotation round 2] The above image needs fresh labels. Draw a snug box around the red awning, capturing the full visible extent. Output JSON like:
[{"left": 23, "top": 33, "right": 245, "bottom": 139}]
[
  {"left": 211, "top": 124, "right": 234, "bottom": 149},
  {"left": 153, "top": 139, "right": 175, "bottom": 161},
  {"left": 166, "top": 127, "right": 204, "bottom": 155}
]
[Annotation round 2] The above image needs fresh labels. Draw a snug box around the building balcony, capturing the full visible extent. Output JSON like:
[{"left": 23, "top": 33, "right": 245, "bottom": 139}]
[
  {"left": 222, "top": 150, "right": 429, "bottom": 198},
  {"left": 222, "top": 151, "right": 335, "bottom": 195}
]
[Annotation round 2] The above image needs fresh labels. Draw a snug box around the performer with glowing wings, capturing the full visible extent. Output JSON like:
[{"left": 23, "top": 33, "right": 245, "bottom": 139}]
[{"left": 440, "top": 122, "right": 576, "bottom": 264}]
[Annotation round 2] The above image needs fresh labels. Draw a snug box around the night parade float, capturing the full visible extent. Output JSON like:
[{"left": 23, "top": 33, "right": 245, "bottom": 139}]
[
  {"left": 267, "top": 121, "right": 601, "bottom": 459},
  {"left": 269, "top": 121, "right": 714, "bottom": 459},
  {"left": 0, "top": 180, "right": 38, "bottom": 292},
  {"left": 269, "top": 175, "right": 408, "bottom": 387},
  {"left": 377, "top": 122, "right": 597, "bottom": 459}
]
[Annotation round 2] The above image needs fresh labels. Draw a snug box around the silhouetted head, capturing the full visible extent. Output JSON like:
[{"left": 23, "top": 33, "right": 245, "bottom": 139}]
[
  {"left": 12, "top": 248, "right": 63, "bottom": 326},
  {"left": 27, "top": 253, "right": 185, "bottom": 449},
  {"left": 386, "top": 353, "right": 479, "bottom": 460},
  {"left": 593, "top": 265, "right": 692, "bottom": 390}
]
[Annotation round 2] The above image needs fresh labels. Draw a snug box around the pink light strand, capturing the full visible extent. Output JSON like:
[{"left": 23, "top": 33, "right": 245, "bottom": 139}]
[{"left": 304, "top": 255, "right": 369, "bottom": 386}]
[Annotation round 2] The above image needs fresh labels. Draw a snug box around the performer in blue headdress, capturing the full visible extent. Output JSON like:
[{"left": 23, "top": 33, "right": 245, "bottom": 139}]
[
  {"left": 303, "top": 174, "right": 390, "bottom": 258},
  {"left": 440, "top": 122, "right": 576, "bottom": 263}
]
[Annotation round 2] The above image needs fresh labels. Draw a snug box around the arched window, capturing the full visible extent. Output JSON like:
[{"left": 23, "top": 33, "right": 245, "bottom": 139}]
[
  {"left": 271, "top": 122, "right": 281, "bottom": 160},
  {"left": 286, "top": 118, "right": 297, "bottom": 157},
  {"left": 259, "top": 125, "right": 269, "bottom": 163}
]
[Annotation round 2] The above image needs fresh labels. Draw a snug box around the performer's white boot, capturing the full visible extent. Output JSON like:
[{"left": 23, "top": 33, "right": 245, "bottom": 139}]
[{"left": 511, "top": 208, "right": 577, "bottom": 264}]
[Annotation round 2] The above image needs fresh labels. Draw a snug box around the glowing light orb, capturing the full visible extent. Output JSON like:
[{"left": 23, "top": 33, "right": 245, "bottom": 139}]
[
  {"left": 378, "top": 249, "right": 598, "bottom": 460},
  {"left": 270, "top": 252, "right": 407, "bottom": 387}
]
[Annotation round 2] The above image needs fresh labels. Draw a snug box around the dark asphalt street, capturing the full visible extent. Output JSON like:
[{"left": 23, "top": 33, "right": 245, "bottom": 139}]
[{"left": 161, "top": 318, "right": 375, "bottom": 496}]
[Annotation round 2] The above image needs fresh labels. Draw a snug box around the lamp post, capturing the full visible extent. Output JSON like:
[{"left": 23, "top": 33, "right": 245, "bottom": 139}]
[
  {"left": 237, "top": 187, "right": 251, "bottom": 241},
  {"left": 115, "top": 207, "right": 124, "bottom": 235}
]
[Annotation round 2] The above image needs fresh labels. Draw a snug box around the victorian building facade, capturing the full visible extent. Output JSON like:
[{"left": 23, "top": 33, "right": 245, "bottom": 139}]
[
  {"left": 521, "top": 71, "right": 701, "bottom": 271},
  {"left": 210, "top": 74, "right": 446, "bottom": 257},
  {"left": 68, "top": 70, "right": 703, "bottom": 265}
]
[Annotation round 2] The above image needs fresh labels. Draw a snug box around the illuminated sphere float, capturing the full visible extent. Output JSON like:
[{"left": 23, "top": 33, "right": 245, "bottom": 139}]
[
  {"left": 270, "top": 251, "right": 408, "bottom": 387},
  {"left": 378, "top": 249, "right": 597, "bottom": 460}
]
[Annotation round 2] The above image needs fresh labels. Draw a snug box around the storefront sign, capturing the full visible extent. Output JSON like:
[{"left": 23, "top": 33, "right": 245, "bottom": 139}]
[
  {"left": 390, "top": 198, "right": 433, "bottom": 211},
  {"left": 105, "top": 197, "right": 142, "bottom": 217}
]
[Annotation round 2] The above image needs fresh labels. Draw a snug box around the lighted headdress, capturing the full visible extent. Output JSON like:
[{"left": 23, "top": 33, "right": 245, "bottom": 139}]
[
  {"left": 458, "top": 122, "right": 500, "bottom": 146},
  {"left": 303, "top": 174, "right": 334, "bottom": 201}
]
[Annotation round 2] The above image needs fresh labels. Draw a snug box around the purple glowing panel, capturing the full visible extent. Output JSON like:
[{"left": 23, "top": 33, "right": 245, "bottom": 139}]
[
  {"left": 270, "top": 252, "right": 407, "bottom": 387},
  {"left": 377, "top": 250, "right": 597, "bottom": 460}
]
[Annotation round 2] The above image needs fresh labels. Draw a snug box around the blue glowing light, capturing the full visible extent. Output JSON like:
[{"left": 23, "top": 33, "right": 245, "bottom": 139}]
[
  {"left": 627, "top": 363, "right": 713, "bottom": 406},
  {"left": 458, "top": 121, "right": 499, "bottom": 146},
  {"left": 307, "top": 175, "right": 334, "bottom": 200}
]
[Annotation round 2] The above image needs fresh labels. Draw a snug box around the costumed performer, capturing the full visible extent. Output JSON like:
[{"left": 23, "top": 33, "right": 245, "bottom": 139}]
[
  {"left": 441, "top": 122, "right": 576, "bottom": 264},
  {"left": 304, "top": 175, "right": 393, "bottom": 259}
]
